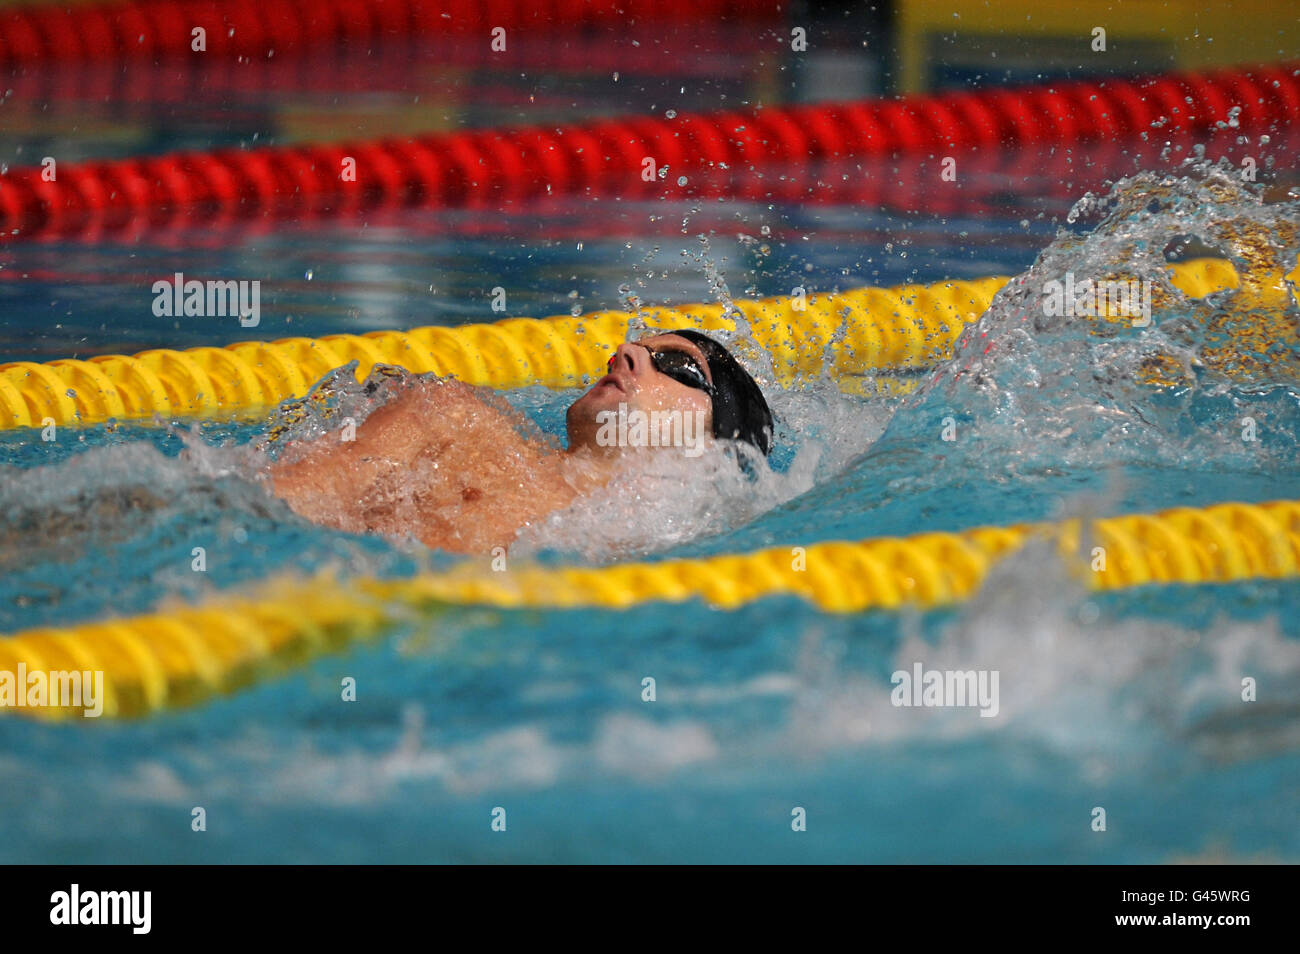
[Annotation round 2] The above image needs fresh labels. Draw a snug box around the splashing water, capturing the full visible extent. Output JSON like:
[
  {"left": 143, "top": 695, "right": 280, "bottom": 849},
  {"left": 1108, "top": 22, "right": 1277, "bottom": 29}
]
[{"left": 847, "top": 159, "right": 1300, "bottom": 533}]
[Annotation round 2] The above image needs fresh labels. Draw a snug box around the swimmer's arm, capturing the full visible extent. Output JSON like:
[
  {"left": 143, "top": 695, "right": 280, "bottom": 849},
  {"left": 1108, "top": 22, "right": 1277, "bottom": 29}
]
[
  {"left": 267, "top": 378, "right": 515, "bottom": 509},
  {"left": 265, "top": 377, "right": 582, "bottom": 555}
]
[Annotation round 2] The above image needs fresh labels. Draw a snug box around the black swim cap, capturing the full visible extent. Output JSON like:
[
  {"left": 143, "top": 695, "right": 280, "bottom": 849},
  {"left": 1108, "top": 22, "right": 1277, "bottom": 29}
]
[{"left": 669, "top": 329, "right": 774, "bottom": 456}]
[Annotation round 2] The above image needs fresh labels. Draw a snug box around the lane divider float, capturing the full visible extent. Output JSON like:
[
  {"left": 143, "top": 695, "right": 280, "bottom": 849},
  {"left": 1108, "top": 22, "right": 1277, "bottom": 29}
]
[
  {"left": 0, "top": 0, "right": 775, "bottom": 68},
  {"left": 2, "top": 62, "right": 1297, "bottom": 240},
  {"left": 0, "top": 257, "right": 1265, "bottom": 429},
  {"left": 3, "top": 496, "right": 1297, "bottom": 719}
]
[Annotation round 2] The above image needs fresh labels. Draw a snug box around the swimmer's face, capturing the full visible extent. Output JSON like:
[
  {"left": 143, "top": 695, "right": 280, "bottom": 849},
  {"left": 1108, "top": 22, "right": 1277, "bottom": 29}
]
[{"left": 566, "top": 333, "right": 714, "bottom": 452}]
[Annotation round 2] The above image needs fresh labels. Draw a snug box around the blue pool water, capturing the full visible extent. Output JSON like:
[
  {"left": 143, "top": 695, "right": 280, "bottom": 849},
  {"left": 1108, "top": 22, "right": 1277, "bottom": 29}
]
[{"left": 2, "top": 36, "right": 1299, "bottom": 864}]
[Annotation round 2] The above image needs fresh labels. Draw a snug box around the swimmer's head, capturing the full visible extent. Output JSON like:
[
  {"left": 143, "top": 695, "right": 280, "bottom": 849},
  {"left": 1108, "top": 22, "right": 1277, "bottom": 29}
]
[
  {"left": 566, "top": 329, "right": 773, "bottom": 457},
  {"left": 669, "top": 329, "right": 774, "bottom": 456}
]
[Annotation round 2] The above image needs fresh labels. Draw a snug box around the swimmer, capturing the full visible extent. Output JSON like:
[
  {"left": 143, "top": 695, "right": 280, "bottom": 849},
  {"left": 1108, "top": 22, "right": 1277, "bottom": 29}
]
[{"left": 267, "top": 330, "right": 773, "bottom": 554}]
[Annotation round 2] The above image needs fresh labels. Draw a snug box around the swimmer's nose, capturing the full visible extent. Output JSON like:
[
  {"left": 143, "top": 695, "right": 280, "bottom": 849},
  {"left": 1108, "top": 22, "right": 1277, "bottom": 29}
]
[{"left": 612, "top": 342, "right": 649, "bottom": 377}]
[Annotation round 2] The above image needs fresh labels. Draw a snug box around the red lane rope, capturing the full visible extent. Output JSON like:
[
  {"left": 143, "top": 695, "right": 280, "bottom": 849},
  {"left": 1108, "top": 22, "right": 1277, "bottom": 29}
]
[
  {"left": 4, "top": 121, "right": 1296, "bottom": 249},
  {"left": 0, "top": 133, "right": 1230, "bottom": 247},
  {"left": 0, "top": 0, "right": 782, "bottom": 67},
  {"left": 2, "top": 62, "right": 1297, "bottom": 242}
]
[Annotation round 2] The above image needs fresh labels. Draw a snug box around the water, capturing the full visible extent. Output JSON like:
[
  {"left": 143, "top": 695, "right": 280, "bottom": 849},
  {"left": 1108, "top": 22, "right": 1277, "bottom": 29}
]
[{"left": 2, "top": 35, "right": 1298, "bottom": 863}]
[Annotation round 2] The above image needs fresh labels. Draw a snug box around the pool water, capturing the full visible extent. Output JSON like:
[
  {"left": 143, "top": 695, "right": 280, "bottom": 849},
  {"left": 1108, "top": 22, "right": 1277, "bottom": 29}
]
[{"left": 1, "top": 33, "right": 1298, "bottom": 863}]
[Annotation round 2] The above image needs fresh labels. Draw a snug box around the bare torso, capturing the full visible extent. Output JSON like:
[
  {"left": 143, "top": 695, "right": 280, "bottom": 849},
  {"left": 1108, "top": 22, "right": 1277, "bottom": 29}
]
[{"left": 267, "top": 378, "right": 609, "bottom": 554}]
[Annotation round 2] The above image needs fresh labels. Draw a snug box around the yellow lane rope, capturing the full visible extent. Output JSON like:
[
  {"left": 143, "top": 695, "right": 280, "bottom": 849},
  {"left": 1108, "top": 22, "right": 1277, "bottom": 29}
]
[
  {"left": 4, "top": 497, "right": 1297, "bottom": 719},
  {"left": 1, "top": 257, "right": 1270, "bottom": 430}
]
